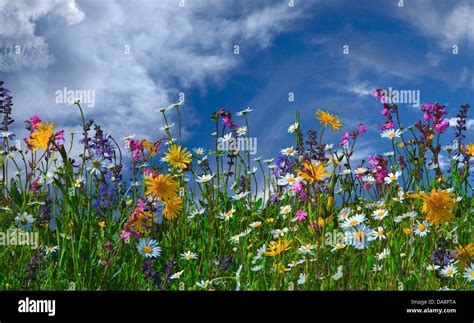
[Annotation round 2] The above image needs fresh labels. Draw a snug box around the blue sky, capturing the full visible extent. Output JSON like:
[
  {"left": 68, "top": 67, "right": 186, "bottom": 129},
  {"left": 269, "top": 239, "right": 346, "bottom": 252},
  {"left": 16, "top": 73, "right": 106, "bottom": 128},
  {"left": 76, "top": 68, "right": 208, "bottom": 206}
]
[{"left": 0, "top": 0, "right": 473, "bottom": 166}]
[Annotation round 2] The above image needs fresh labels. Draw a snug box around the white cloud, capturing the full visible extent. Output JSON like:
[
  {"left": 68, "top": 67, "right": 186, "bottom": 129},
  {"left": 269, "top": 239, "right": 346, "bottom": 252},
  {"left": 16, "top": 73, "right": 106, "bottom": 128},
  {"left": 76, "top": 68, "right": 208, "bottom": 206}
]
[
  {"left": 1, "top": 0, "right": 307, "bottom": 143},
  {"left": 448, "top": 117, "right": 474, "bottom": 130}
]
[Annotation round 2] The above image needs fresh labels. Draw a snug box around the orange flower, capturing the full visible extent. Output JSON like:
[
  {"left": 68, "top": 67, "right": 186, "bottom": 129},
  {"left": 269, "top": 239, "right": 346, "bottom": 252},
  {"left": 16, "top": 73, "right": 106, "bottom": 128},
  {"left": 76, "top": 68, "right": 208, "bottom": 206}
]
[
  {"left": 420, "top": 189, "right": 456, "bottom": 227},
  {"left": 27, "top": 122, "right": 55, "bottom": 151},
  {"left": 299, "top": 159, "right": 330, "bottom": 183}
]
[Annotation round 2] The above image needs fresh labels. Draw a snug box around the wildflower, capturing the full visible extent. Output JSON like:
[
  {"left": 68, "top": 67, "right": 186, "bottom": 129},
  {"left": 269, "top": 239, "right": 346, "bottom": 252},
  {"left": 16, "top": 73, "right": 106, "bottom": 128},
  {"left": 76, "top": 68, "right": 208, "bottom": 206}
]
[
  {"left": 420, "top": 189, "right": 456, "bottom": 227},
  {"left": 377, "top": 248, "right": 390, "bottom": 260},
  {"left": 353, "top": 167, "right": 368, "bottom": 175},
  {"left": 316, "top": 109, "right": 342, "bottom": 131},
  {"left": 384, "top": 171, "right": 402, "bottom": 184},
  {"left": 340, "top": 213, "right": 366, "bottom": 229},
  {"left": 440, "top": 264, "right": 458, "bottom": 278},
  {"left": 358, "top": 123, "right": 367, "bottom": 134},
  {"left": 347, "top": 224, "right": 371, "bottom": 250},
  {"left": 249, "top": 221, "right": 261, "bottom": 228},
  {"left": 462, "top": 263, "right": 474, "bottom": 282},
  {"left": 271, "top": 228, "right": 289, "bottom": 238},
  {"left": 325, "top": 144, "right": 334, "bottom": 150},
  {"left": 281, "top": 146, "right": 297, "bottom": 156},
  {"left": 130, "top": 210, "right": 156, "bottom": 232},
  {"left": 297, "top": 244, "right": 315, "bottom": 255},
  {"left": 371, "top": 209, "right": 388, "bottom": 221},
  {"left": 381, "top": 128, "right": 403, "bottom": 139},
  {"left": 464, "top": 144, "right": 474, "bottom": 156},
  {"left": 170, "top": 270, "right": 184, "bottom": 280},
  {"left": 369, "top": 226, "right": 386, "bottom": 241},
  {"left": 219, "top": 208, "right": 235, "bottom": 221},
  {"left": 426, "top": 264, "right": 440, "bottom": 271},
  {"left": 45, "top": 246, "right": 58, "bottom": 254},
  {"left": 137, "top": 238, "right": 161, "bottom": 259},
  {"left": 181, "top": 251, "right": 198, "bottom": 261},
  {"left": 297, "top": 273, "right": 306, "bottom": 285},
  {"left": 331, "top": 265, "right": 343, "bottom": 281},
  {"left": 195, "top": 174, "right": 214, "bottom": 183},
  {"left": 236, "top": 126, "right": 247, "bottom": 136},
  {"left": 145, "top": 174, "right": 179, "bottom": 202},
  {"left": 340, "top": 169, "right": 351, "bottom": 175},
  {"left": 299, "top": 159, "right": 330, "bottom": 183},
  {"left": 15, "top": 213, "right": 35, "bottom": 231},
  {"left": 85, "top": 156, "right": 107, "bottom": 176},
  {"left": 287, "top": 259, "right": 305, "bottom": 268},
  {"left": 232, "top": 191, "right": 250, "bottom": 200},
  {"left": 331, "top": 243, "right": 346, "bottom": 252},
  {"left": 295, "top": 209, "right": 308, "bottom": 222},
  {"left": 414, "top": 220, "right": 430, "bottom": 237},
  {"left": 338, "top": 208, "right": 351, "bottom": 221},
  {"left": 193, "top": 147, "right": 205, "bottom": 155},
  {"left": 164, "top": 145, "right": 192, "bottom": 169},
  {"left": 277, "top": 173, "right": 301, "bottom": 186},
  {"left": 454, "top": 243, "right": 474, "bottom": 268},
  {"left": 372, "top": 264, "right": 383, "bottom": 272},
  {"left": 196, "top": 280, "right": 211, "bottom": 289},
  {"left": 236, "top": 107, "right": 253, "bottom": 116},
  {"left": 250, "top": 264, "right": 263, "bottom": 272},
  {"left": 288, "top": 122, "right": 299, "bottom": 133},
  {"left": 163, "top": 195, "right": 183, "bottom": 220},
  {"left": 27, "top": 121, "right": 55, "bottom": 151},
  {"left": 264, "top": 239, "right": 292, "bottom": 257},
  {"left": 280, "top": 205, "right": 292, "bottom": 216}
]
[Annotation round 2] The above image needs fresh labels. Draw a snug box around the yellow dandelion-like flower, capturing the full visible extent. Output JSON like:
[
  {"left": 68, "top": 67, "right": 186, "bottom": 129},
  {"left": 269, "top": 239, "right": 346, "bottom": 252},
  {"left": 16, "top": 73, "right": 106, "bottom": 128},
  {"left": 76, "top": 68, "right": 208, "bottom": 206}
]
[
  {"left": 131, "top": 210, "right": 156, "bottom": 232},
  {"left": 299, "top": 159, "right": 330, "bottom": 183},
  {"left": 145, "top": 174, "right": 179, "bottom": 201},
  {"left": 264, "top": 239, "right": 292, "bottom": 257},
  {"left": 316, "top": 109, "right": 342, "bottom": 131},
  {"left": 419, "top": 189, "right": 456, "bottom": 227},
  {"left": 164, "top": 145, "right": 192, "bottom": 169},
  {"left": 464, "top": 144, "right": 474, "bottom": 157},
  {"left": 27, "top": 122, "right": 55, "bottom": 151},
  {"left": 163, "top": 195, "right": 183, "bottom": 220},
  {"left": 454, "top": 243, "right": 474, "bottom": 269}
]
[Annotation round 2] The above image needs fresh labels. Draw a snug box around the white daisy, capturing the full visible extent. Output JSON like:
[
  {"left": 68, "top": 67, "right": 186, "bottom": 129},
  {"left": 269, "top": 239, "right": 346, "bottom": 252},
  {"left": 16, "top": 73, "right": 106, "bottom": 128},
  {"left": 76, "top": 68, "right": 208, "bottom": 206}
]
[
  {"left": 288, "top": 122, "right": 299, "bottom": 134},
  {"left": 441, "top": 264, "right": 458, "bottom": 278},
  {"left": 414, "top": 220, "right": 430, "bottom": 237},
  {"left": 384, "top": 171, "right": 402, "bottom": 184},
  {"left": 371, "top": 209, "right": 388, "bottom": 221},
  {"left": 277, "top": 173, "right": 301, "bottom": 186},
  {"left": 281, "top": 146, "right": 297, "bottom": 156},
  {"left": 381, "top": 128, "right": 403, "bottom": 139}
]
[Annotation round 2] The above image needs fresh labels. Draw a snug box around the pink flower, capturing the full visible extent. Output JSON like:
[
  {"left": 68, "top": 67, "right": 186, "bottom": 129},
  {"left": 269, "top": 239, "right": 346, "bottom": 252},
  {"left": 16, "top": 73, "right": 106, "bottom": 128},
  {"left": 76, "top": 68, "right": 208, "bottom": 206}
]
[
  {"left": 358, "top": 123, "right": 367, "bottom": 134},
  {"left": 292, "top": 182, "right": 303, "bottom": 193},
  {"left": 434, "top": 119, "right": 449, "bottom": 134},
  {"left": 29, "top": 115, "right": 42, "bottom": 130},
  {"left": 381, "top": 108, "right": 390, "bottom": 117},
  {"left": 341, "top": 131, "right": 350, "bottom": 145},
  {"left": 120, "top": 230, "right": 131, "bottom": 241},
  {"left": 295, "top": 209, "right": 308, "bottom": 222}
]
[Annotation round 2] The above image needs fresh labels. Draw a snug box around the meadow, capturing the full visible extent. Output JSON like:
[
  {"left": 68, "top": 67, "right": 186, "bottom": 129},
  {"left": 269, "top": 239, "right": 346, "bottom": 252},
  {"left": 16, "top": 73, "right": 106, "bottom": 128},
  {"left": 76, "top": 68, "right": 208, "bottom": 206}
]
[{"left": 0, "top": 80, "right": 472, "bottom": 291}]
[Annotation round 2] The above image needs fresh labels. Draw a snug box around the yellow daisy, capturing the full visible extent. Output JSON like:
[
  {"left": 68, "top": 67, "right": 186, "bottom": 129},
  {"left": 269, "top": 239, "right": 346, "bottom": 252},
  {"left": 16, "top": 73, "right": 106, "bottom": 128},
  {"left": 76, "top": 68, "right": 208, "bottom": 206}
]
[{"left": 164, "top": 145, "right": 192, "bottom": 169}]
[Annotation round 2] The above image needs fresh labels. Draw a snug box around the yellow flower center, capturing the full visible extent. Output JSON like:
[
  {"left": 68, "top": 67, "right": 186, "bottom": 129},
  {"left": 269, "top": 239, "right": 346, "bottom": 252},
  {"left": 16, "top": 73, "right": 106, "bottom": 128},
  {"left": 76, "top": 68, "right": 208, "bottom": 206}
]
[
  {"left": 417, "top": 223, "right": 426, "bottom": 232},
  {"left": 287, "top": 178, "right": 295, "bottom": 183},
  {"left": 349, "top": 220, "right": 358, "bottom": 226},
  {"left": 354, "top": 231, "right": 365, "bottom": 242},
  {"left": 92, "top": 161, "right": 101, "bottom": 169},
  {"left": 446, "top": 269, "right": 453, "bottom": 276},
  {"left": 388, "top": 133, "right": 396, "bottom": 138},
  {"left": 143, "top": 246, "right": 153, "bottom": 254}
]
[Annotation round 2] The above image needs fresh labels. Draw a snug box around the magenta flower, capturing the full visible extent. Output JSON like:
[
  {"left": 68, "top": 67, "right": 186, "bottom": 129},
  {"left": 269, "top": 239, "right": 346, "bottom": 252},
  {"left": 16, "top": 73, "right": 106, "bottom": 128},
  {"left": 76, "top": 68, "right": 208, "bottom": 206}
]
[
  {"left": 358, "top": 123, "right": 367, "bottom": 134},
  {"left": 295, "top": 209, "right": 308, "bottom": 222},
  {"left": 292, "top": 181, "right": 303, "bottom": 193}
]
